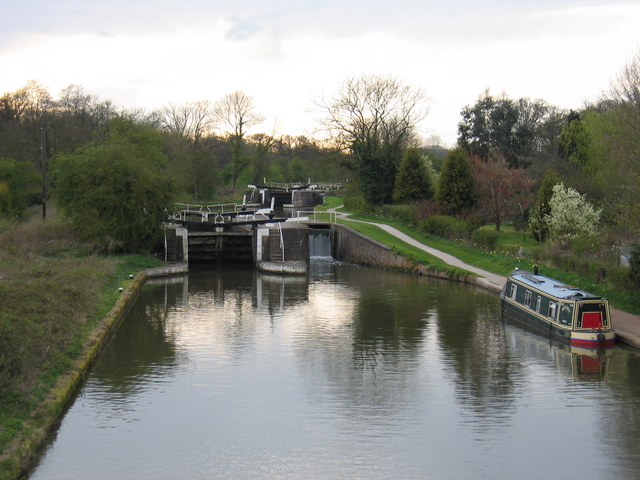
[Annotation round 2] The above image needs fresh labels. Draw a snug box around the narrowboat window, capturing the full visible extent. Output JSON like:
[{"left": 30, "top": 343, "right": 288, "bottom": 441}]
[
  {"left": 524, "top": 291, "right": 532, "bottom": 308},
  {"left": 536, "top": 296, "right": 542, "bottom": 313},
  {"left": 510, "top": 284, "right": 517, "bottom": 300},
  {"left": 547, "top": 302, "right": 557, "bottom": 320}
]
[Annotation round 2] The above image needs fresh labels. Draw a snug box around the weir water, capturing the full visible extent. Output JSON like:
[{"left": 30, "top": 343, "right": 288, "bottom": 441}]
[{"left": 309, "top": 229, "right": 332, "bottom": 257}]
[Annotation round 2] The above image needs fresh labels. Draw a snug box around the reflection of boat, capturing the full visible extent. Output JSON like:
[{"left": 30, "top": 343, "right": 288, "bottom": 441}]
[
  {"left": 503, "top": 316, "right": 613, "bottom": 381},
  {"left": 501, "top": 266, "right": 615, "bottom": 349},
  {"left": 570, "top": 346, "right": 612, "bottom": 380}
]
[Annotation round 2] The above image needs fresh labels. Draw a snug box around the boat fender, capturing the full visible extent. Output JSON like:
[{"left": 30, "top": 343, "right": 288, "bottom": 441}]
[{"left": 597, "top": 333, "right": 606, "bottom": 343}]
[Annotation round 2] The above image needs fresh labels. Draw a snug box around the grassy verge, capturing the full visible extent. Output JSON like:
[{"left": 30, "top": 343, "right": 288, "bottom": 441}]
[
  {"left": 336, "top": 218, "right": 473, "bottom": 278},
  {"left": 318, "top": 195, "right": 344, "bottom": 211},
  {"left": 329, "top": 200, "right": 640, "bottom": 314},
  {"left": 0, "top": 209, "right": 163, "bottom": 479},
  {"left": 338, "top": 212, "right": 525, "bottom": 274}
]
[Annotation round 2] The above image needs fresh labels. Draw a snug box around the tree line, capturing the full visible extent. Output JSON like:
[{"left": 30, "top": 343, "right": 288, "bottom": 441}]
[
  {"left": 0, "top": 84, "right": 349, "bottom": 251},
  {"left": 2, "top": 48, "right": 640, "bottom": 261},
  {"left": 318, "top": 52, "right": 640, "bottom": 251}
]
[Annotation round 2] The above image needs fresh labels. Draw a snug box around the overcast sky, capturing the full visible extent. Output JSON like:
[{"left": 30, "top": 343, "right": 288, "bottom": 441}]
[{"left": 2, "top": 0, "right": 639, "bottom": 145}]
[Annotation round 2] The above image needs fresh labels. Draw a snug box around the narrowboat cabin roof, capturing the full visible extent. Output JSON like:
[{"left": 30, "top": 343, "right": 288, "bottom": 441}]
[{"left": 508, "top": 269, "right": 603, "bottom": 301}]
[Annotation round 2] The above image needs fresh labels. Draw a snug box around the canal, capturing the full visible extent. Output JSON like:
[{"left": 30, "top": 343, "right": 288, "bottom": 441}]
[{"left": 29, "top": 260, "right": 640, "bottom": 480}]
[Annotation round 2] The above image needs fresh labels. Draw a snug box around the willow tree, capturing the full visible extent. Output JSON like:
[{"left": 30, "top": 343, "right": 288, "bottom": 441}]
[{"left": 316, "top": 75, "right": 431, "bottom": 205}]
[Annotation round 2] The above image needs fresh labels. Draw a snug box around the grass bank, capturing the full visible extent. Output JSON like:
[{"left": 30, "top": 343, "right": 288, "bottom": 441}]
[
  {"left": 326, "top": 199, "right": 640, "bottom": 314},
  {"left": 319, "top": 196, "right": 472, "bottom": 278},
  {"left": 336, "top": 219, "right": 473, "bottom": 279},
  {"left": 0, "top": 208, "right": 163, "bottom": 480}
]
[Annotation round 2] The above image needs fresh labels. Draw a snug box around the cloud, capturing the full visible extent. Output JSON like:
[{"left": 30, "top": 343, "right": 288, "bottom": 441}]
[
  {"left": 225, "top": 17, "right": 264, "bottom": 41},
  {"left": 2, "top": 0, "right": 639, "bottom": 144}
]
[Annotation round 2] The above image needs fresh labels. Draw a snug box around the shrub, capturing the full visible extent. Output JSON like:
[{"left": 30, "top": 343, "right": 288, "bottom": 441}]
[
  {"left": 607, "top": 266, "right": 633, "bottom": 291},
  {"left": 414, "top": 199, "right": 442, "bottom": 223},
  {"left": 343, "top": 193, "right": 372, "bottom": 214},
  {"left": 379, "top": 204, "right": 415, "bottom": 225},
  {"left": 421, "top": 215, "right": 469, "bottom": 240},
  {"left": 471, "top": 229, "right": 500, "bottom": 251},
  {"left": 629, "top": 243, "right": 640, "bottom": 289},
  {"left": 464, "top": 214, "right": 485, "bottom": 232}
]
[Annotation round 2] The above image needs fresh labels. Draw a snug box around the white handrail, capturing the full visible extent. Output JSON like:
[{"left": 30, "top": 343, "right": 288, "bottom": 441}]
[
  {"left": 295, "top": 210, "right": 336, "bottom": 223},
  {"left": 278, "top": 222, "right": 285, "bottom": 262}
]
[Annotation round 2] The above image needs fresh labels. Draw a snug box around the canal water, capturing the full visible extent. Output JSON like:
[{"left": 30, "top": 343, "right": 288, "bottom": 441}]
[{"left": 29, "top": 260, "right": 640, "bottom": 480}]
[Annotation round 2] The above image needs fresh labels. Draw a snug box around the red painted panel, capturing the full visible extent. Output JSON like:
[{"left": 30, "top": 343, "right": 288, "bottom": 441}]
[
  {"left": 580, "top": 356, "right": 602, "bottom": 373},
  {"left": 582, "top": 312, "right": 603, "bottom": 328}
]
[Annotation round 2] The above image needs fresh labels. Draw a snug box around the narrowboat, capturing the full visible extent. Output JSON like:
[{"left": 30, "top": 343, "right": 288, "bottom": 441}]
[{"left": 500, "top": 266, "right": 615, "bottom": 348}]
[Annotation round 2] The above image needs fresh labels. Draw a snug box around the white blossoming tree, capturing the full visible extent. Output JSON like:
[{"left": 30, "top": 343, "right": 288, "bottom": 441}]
[{"left": 545, "top": 183, "right": 601, "bottom": 245}]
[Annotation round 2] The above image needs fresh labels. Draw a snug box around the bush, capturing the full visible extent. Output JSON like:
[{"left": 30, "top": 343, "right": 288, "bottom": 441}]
[
  {"left": 471, "top": 229, "right": 500, "bottom": 251},
  {"left": 629, "top": 243, "right": 640, "bottom": 289},
  {"left": 379, "top": 204, "right": 415, "bottom": 225},
  {"left": 607, "top": 266, "right": 633, "bottom": 291},
  {"left": 414, "top": 199, "right": 442, "bottom": 223},
  {"left": 421, "top": 215, "right": 469, "bottom": 241},
  {"left": 343, "top": 193, "right": 374, "bottom": 214}
]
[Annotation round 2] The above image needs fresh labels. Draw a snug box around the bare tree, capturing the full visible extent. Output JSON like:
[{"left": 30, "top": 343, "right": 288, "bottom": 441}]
[
  {"left": 602, "top": 48, "right": 640, "bottom": 232},
  {"left": 212, "top": 91, "right": 265, "bottom": 188},
  {"left": 54, "top": 84, "right": 100, "bottom": 151},
  {"left": 606, "top": 48, "right": 640, "bottom": 138},
  {"left": 315, "top": 74, "right": 430, "bottom": 205},
  {"left": 161, "top": 100, "right": 214, "bottom": 143},
  {"left": 159, "top": 101, "right": 218, "bottom": 200},
  {"left": 0, "top": 80, "right": 53, "bottom": 170}
]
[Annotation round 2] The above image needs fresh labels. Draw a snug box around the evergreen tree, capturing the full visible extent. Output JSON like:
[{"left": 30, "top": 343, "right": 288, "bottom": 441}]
[
  {"left": 316, "top": 74, "right": 430, "bottom": 206},
  {"left": 529, "top": 169, "right": 561, "bottom": 242},
  {"left": 436, "top": 147, "right": 476, "bottom": 215},
  {"left": 558, "top": 113, "right": 592, "bottom": 166},
  {"left": 393, "top": 147, "right": 433, "bottom": 204}
]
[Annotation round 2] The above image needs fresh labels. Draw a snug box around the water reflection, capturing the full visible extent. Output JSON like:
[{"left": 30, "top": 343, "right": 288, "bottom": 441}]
[{"left": 29, "top": 262, "right": 640, "bottom": 480}]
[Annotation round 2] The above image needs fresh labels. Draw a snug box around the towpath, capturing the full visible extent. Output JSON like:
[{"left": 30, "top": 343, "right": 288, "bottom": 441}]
[{"left": 329, "top": 206, "right": 640, "bottom": 349}]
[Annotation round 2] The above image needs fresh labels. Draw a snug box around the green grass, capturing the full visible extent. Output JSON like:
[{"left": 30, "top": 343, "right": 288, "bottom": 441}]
[
  {"left": 339, "top": 219, "right": 472, "bottom": 277},
  {"left": 0, "top": 212, "right": 166, "bottom": 477},
  {"left": 319, "top": 195, "right": 344, "bottom": 210},
  {"left": 327, "top": 199, "right": 640, "bottom": 314},
  {"left": 337, "top": 211, "right": 529, "bottom": 276},
  {"left": 477, "top": 224, "right": 539, "bottom": 255}
]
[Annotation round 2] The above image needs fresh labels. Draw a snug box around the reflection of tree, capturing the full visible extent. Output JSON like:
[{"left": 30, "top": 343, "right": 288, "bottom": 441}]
[
  {"left": 351, "top": 285, "right": 430, "bottom": 365},
  {"left": 90, "top": 281, "right": 185, "bottom": 398},
  {"left": 295, "top": 267, "right": 442, "bottom": 419},
  {"left": 437, "top": 288, "right": 517, "bottom": 432},
  {"left": 601, "top": 352, "right": 640, "bottom": 477}
]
